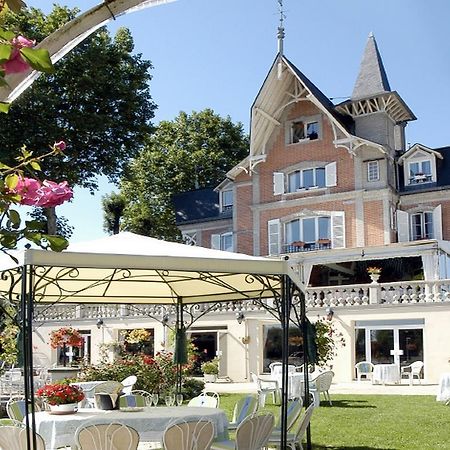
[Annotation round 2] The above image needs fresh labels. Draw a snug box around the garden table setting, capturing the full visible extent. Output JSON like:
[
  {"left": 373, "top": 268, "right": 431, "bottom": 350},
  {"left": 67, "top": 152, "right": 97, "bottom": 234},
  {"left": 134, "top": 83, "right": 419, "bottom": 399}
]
[
  {"left": 436, "top": 372, "right": 450, "bottom": 403},
  {"left": 372, "top": 363, "right": 400, "bottom": 385},
  {"left": 27, "top": 406, "right": 229, "bottom": 450}
]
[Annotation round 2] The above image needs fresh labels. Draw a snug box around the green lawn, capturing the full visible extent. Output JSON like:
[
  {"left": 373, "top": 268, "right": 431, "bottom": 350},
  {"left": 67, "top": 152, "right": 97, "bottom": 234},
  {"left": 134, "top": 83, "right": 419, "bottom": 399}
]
[{"left": 217, "top": 394, "right": 450, "bottom": 450}]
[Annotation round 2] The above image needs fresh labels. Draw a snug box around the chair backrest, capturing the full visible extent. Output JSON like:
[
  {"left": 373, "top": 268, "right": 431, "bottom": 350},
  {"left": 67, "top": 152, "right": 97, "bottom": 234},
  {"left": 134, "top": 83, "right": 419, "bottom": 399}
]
[
  {"left": 270, "top": 363, "right": 296, "bottom": 377},
  {"left": 293, "top": 404, "right": 315, "bottom": 443},
  {"left": 0, "top": 418, "right": 26, "bottom": 428},
  {"left": 250, "top": 372, "right": 262, "bottom": 390},
  {"left": 411, "top": 361, "right": 424, "bottom": 375},
  {"left": 313, "top": 371, "right": 334, "bottom": 392},
  {"left": 119, "top": 393, "right": 147, "bottom": 408},
  {"left": 235, "top": 413, "right": 274, "bottom": 450},
  {"left": 75, "top": 422, "right": 139, "bottom": 450},
  {"left": 0, "top": 426, "right": 46, "bottom": 450},
  {"left": 187, "top": 393, "right": 218, "bottom": 408},
  {"left": 6, "top": 398, "right": 41, "bottom": 422},
  {"left": 232, "top": 396, "right": 259, "bottom": 426},
  {"left": 355, "top": 361, "right": 374, "bottom": 374},
  {"left": 275, "top": 397, "right": 303, "bottom": 431},
  {"left": 121, "top": 375, "right": 137, "bottom": 395},
  {"left": 163, "top": 420, "right": 214, "bottom": 450},
  {"left": 94, "top": 381, "right": 124, "bottom": 395}
]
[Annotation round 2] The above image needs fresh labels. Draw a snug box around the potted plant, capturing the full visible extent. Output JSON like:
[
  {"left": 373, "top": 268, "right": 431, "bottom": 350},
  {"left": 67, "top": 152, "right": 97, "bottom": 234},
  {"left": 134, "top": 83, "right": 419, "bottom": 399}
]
[
  {"left": 201, "top": 358, "right": 219, "bottom": 382},
  {"left": 367, "top": 267, "right": 382, "bottom": 283},
  {"left": 49, "top": 327, "right": 84, "bottom": 367},
  {"left": 36, "top": 383, "right": 85, "bottom": 414}
]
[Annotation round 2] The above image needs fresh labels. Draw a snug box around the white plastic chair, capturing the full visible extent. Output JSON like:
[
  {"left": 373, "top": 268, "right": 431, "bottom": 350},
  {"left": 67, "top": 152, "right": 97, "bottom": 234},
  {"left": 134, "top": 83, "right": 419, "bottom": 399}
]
[
  {"left": 267, "top": 403, "right": 315, "bottom": 450},
  {"left": 309, "top": 370, "right": 334, "bottom": 406},
  {"left": 0, "top": 426, "right": 46, "bottom": 450},
  {"left": 187, "top": 392, "right": 219, "bottom": 408},
  {"left": 401, "top": 361, "right": 424, "bottom": 385},
  {"left": 121, "top": 375, "right": 137, "bottom": 395},
  {"left": 355, "top": 361, "right": 375, "bottom": 382},
  {"left": 250, "top": 372, "right": 280, "bottom": 407},
  {"left": 228, "top": 395, "right": 259, "bottom": 430},
  {"left": 163, "top": 419, "right": 215, "bottom": 450},
  {"left": 75, "top": 422, "right": 139, "bottom": 450},
  {"left": 211, "top": 413, "right": 275, "bottom": 450},
  {"left": 274, "top": 397, "right": 303, "bottom": 432},
  {"left": 6, "top": 397, "right": 41, "bottom": 422},
  {"left": 269, "top": 363, "right": 296, "bottom": 377}
]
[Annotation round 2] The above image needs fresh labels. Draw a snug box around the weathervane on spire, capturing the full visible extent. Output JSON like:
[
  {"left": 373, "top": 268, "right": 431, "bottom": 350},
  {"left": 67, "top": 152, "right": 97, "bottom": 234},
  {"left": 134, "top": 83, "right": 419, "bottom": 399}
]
[{"left": 277, "top": 0, "right": 286, "bottom": 56}]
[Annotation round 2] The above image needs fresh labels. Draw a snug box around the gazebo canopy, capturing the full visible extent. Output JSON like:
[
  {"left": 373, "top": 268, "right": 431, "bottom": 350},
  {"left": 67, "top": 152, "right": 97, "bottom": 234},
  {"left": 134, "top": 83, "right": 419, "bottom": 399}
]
[{"left": 0, "top": 232, "right": 290, "bottom": 305}]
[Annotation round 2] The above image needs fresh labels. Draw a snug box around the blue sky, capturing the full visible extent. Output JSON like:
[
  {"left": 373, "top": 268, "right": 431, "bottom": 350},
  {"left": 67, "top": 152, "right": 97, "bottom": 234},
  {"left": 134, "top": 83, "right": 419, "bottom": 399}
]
[{"left": 28, "top": 0, "right": 450, "bottom": 242}]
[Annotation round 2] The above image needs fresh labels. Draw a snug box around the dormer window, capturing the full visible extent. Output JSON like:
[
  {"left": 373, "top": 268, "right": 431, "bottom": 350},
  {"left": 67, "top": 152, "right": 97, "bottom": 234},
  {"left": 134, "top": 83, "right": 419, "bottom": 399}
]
[
  {"left": 409, "top": 160, "right": 432, "bottom": 184},
  {"left": 220, "top": 189, "right": 233, "bottom": 212}
]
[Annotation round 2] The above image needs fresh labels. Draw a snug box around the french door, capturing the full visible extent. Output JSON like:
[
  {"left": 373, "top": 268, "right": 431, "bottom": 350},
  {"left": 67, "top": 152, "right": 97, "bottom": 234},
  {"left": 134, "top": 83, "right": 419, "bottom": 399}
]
[{"left": 355, "top": 325, "right": 423, "bottom": 368}]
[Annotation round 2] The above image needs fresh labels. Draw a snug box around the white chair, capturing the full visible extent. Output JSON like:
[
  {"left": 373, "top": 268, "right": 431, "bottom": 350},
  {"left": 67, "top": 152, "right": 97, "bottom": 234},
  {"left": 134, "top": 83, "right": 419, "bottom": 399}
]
[
  {"left": 0, "top": 426, "right": 46, "bottom": 450},
  {"left": 6, "top": 397, "right": 41, "bottom": 422},
  {"left": 75, "top": 422, "right": 139, "bottom": 450},
  {"left": 401, "top": 361, "right": 424, "bottom": 385},
  {"left": 250, "top": 372, "right": 280, "bottom": 407},
  {"left": 269, "top": 362, "right": 296, "bottom": 377},
  {"left": 266, "top": 403, "right": 315, "bottom": 450},
  {"left": 274, "top": 397, "right": 303, "bottom": 432},
  {"left": 163, "top": 419, "right": 215, "bottom": 450},
  {"left": 309, "top": 370, "right": 334, "bottom": 406},
  {"left": 211, "top": 413, "right": 274, "bottom": 450},
  {"left": 187, "top": 392, "right": 219, "bottom": 408},
  {"left": 355, "top": 361, "right": 375, "bottom": 382},
  {"left": 228, "top": 395, "right": 259, "bottom": 431},
  {"left": 121, "top": 375, "right": 137, "bottom": 395}
]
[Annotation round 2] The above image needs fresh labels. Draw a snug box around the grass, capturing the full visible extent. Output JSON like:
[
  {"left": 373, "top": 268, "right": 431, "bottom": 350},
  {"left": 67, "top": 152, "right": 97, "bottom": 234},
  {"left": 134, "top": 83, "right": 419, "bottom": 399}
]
[{"left": 217, "top": 393, "right": 450, "bottom": 449}]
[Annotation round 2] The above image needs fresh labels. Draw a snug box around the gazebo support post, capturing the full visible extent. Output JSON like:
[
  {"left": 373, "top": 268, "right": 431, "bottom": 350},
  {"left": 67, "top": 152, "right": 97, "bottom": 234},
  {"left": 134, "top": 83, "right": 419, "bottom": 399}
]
[
  {"left": 21, "top": 264, "right": 38, "bottom": 450},
  {"left": 280, "top": 274, "right": 293, "bottom": 450},
  {"left": 175, "top": 297, "right": 183, "bottom": 394}
]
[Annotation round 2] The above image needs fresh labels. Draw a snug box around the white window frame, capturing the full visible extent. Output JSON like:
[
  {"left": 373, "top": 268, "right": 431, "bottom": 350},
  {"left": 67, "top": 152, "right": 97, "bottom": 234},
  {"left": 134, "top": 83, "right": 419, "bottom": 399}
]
[
  {"left": 410, "top": 212, "right": 433, "bottom": 241},
  {"left": 220, "top": 189, "right": 233, "bottom": 212},
  {"left": 367, "top": 161, "right": 380, "bottom": 182},
  {"left": 286, "top": 115, "right": 321, "bottom": 145},
  {"left": 211, "top": 232, "right": 233, "bottom": 252},
  {"left": 288, "top": 167, "right": 326, "bottom": 192},
  {"left": 284, "top": 216, "right": 331, "bottom": 245},
  {"left": 407, "top": 159, "right": 433, "bottom": 185}
]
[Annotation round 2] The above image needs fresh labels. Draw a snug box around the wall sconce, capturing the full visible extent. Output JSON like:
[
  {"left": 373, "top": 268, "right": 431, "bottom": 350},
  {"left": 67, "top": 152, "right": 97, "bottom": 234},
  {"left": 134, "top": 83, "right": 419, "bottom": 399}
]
[
  {"left": 162, "top": 313, "right": 170, "bottom": 326},
  {"left": 241, "top": 336, "right": 250, "bottom": 345},
  {"left": 325, "top": 307, "right": 334, "bottom": 321},
  {"left": 96, "top": 318, "right": 104, "bottom": 329},
  {"left": 236, "top": 311, "right": 245, "bottom": 324}
]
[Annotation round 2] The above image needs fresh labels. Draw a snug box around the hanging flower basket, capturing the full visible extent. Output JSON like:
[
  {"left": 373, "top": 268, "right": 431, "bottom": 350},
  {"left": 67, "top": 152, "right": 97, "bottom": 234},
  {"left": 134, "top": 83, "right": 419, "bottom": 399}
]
[{"left": 49, "top": 327, "right": 84, "bottom": 367}]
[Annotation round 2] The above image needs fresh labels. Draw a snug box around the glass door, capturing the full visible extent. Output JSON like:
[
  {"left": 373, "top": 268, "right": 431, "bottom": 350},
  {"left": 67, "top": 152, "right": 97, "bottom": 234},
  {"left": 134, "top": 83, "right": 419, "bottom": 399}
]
[
  {"left": 370, "top": 329, "right": 394, "bottom": 364},
  {"left": 399, "top": 329, "right": 423, "bottom": 367}
]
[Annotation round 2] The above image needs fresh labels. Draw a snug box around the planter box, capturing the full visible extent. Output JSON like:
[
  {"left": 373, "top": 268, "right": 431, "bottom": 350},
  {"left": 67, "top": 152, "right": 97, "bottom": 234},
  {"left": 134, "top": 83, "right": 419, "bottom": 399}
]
[{"left": 48, "top": 367, "right": 80, "bottom": 383}]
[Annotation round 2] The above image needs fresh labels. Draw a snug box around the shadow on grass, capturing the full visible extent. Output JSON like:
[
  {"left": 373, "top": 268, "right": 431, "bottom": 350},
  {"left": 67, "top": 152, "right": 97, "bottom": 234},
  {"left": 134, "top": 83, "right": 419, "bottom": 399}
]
[
  {"left": 318, "top": 399, "right": 376, "bottom": 409},
  {"left": 312, "top": 446, "right": 394, "bottom": 450}
]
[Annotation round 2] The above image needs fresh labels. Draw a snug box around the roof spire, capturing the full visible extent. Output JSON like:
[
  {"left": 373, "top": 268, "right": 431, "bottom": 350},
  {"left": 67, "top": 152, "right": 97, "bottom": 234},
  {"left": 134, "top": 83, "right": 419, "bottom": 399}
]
[
  {"left": 351, "top": 33, "right": 391, "bottom": 100},
  {"left": 277, "top": 0, "right": 285, "bottom": 56}
]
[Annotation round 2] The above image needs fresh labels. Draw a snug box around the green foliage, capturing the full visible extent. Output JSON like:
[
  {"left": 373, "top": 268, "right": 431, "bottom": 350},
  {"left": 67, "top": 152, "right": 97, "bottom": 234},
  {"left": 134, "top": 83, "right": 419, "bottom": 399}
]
[
  {"left": 314, "top": 318, "right": 345, "bottom": 368},
  {"left": 119, "top": 109, "right": 249, "bottom": 240},
  {"left": 102, "top": 192, "right": 126, "bottom": 234},
  {"left": 0, "top": 6, "right": 156, "bottom": 192},
  {"left": 201, "top": 357, "right": 219, "bottom": 375},
  {"left": 180, "top": 378, "right": 205, "bottom": 400}
]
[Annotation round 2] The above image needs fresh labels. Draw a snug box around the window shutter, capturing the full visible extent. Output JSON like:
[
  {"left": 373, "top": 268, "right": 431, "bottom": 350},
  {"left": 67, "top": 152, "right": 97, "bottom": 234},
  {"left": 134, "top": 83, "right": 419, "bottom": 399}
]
[
  {"left": 331, "top": 212, "right": 345, "bottom": 248},
  {"left": 396, "top": 210, "right": 409, "bottom": 242},
  {"left": 268, "top": 219, "right": 281, "bottom": 255},
  {"left": 211, "top": 234, "right": 221, "bottom": 250},
  {"left": 325, "top": 162, "right": 337, "bottom": 187},
  {"left": 273, "top": 172, "right": 285, "bottom": 195},
  {"left": 433, "top": 204, "right": 443, "bottom": 240}
]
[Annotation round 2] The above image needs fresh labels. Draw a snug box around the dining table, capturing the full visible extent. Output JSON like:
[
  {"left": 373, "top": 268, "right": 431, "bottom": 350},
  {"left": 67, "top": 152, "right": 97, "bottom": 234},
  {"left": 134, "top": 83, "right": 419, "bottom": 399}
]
[
  {"left": 28, "top": 406, "right": 229, "bottom": 450},
  {"left": 436, "top": 372, "right": 450, "bottom": 403},
  {"left": 372, "top": 363, "right": 400, "bottom": 385}
]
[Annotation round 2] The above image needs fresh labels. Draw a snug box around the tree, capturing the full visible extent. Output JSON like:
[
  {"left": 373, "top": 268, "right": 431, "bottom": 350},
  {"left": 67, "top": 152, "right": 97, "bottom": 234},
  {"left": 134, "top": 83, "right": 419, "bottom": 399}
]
[
  {"left": 0, "top": 5, "right": 156, "bottom": 232},
  {"left": 118, "top": 109, "right": 249, "bottom": 239},
  {"left": 102, "top": 191, "right": 126, "bottom": 235}
]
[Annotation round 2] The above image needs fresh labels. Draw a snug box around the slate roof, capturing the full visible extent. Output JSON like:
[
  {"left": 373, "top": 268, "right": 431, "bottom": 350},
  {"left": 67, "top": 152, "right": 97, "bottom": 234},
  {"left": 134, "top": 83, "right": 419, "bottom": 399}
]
[
  {"left": 173, "top": 188, "right": 231, "bottom": 225},
  {"left": 399, "top": 146, "right": 450, "bottom": 193},
  {"left": 352, "top": 33, "right": 391, "bottom": 100}
]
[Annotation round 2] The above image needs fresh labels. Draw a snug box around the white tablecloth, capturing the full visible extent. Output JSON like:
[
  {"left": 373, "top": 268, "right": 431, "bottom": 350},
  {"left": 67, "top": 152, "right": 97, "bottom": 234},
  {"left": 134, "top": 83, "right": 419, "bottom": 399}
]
[
  {"left": 436, "top": 373, "right": 450, "bottom": 402},
  {"left": 29, "top": 406, "right": 228, "bottom": 450},
  {"left": 274, "top": 373, "right": 305, "bottom": 399},
  {"left": 372, "top": 364, "right": 400, "bottom": 385}
]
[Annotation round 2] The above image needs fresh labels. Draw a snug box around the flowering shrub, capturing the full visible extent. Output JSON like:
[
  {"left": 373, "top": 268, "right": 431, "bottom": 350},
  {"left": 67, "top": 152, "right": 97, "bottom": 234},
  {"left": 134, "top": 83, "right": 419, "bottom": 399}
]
[
  {"left": 314, "top": 318, "right": 346, "bottom": 368},
  {"left": 49, "top": 327, "right": 84, "bottom": 349},
  {"left": 367, "top": 266, "right": 382, "bottom": 275},
  {"left": 36, "top": 383, "right": 84, "bottom": 405}
]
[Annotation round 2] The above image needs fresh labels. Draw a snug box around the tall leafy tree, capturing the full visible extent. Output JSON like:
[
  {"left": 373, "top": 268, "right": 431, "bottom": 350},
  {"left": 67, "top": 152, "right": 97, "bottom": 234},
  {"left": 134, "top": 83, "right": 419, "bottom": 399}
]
[
  {"left": 0, "top": 5, "right": 156, "bottom": 232},
  {"left": 119, "top": 109, "right": 249, "bottom": 239},
  {"left": 102, "top": 191, "right": 126, "bottom": 235}
]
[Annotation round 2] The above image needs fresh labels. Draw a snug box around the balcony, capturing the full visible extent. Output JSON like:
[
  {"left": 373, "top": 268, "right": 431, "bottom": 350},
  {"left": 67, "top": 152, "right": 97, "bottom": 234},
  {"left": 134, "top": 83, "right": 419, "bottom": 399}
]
[{"left": 284, "top": 239, "right": 331, "bottom": 253}]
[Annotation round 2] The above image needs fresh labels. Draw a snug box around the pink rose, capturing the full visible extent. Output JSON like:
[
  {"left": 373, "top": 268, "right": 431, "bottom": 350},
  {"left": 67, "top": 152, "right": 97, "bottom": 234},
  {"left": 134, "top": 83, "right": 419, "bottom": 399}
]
[
  {"left": 2, "top": 35, "right": 35, "bottom": 75},
  {"left": 53, "top": 141, "right": 66, "bottom": 151},
  {"left": 13, "top": 177, "right": 41, "bottom": 206}
]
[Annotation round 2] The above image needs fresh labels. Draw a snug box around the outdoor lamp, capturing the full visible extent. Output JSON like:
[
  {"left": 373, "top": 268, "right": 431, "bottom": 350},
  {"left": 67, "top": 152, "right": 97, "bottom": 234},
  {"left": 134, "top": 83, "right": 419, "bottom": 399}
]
[
  {"left": 236, "top": 311, "right": 245, "bottom": 324},
  {"left": 162, "top": 313, "right": 170, "bottom": 325},
  {"left": 325, "top": 307, "right": 334, "bottom": 321},
  {"left": 96, "top": 318, "right": 104, "bottom": 329}
]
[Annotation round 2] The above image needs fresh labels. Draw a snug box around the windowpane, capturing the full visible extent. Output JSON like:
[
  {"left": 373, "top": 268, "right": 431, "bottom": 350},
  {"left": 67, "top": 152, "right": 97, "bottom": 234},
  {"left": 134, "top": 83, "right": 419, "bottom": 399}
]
[
  {"left": 367, "top": 161, "right": 379, "bottom": 182},
  {"left": 221, "top": 233, "right": 233, "bottom": 252},
  {"left": 222, "top": 190, "right": 233, "bottom": 208},
  {"left": 355, "top": 329, "right": 366, "bottom": 364},
  {"left": 303, "top": 218, "right": 315, "bottom": 242},
  {"left": 292, "top": 121, "right": 305, "bottom": 143},
  {"left": 316, "top": 168, "right": 326, "bottom": 187},
  {"left": 424, "top": 212, "right": 433, "bottom": 238},
  {"left": 421, "top": 160, "right": 431, "bottom": 175},
  {"left": 288, "top": 171, "right": 301, "bottom": 192},
  {"left": 409, "top": 162, "right": 420, "bottom": 177},
  {"left": 303, "top": 169, "right": 314, "bottom": 188},
  {"left": 306, "top": 121, "right": 319, "bottom": 140},
  {"left": 318, "top": 217, "right": 331, "bottom": 239},
  {"left": 286, "top": 220, "right": 300, "bottom": 243}
]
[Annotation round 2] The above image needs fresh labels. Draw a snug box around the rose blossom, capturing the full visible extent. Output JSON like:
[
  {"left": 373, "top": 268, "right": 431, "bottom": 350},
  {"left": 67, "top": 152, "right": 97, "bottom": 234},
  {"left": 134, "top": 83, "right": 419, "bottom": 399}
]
[
  {"left": 2, "top": 35, "right": 35, "bottom": 75},
  {"left": 54, "top": 141, "right": 66, "bottom": 151}
]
